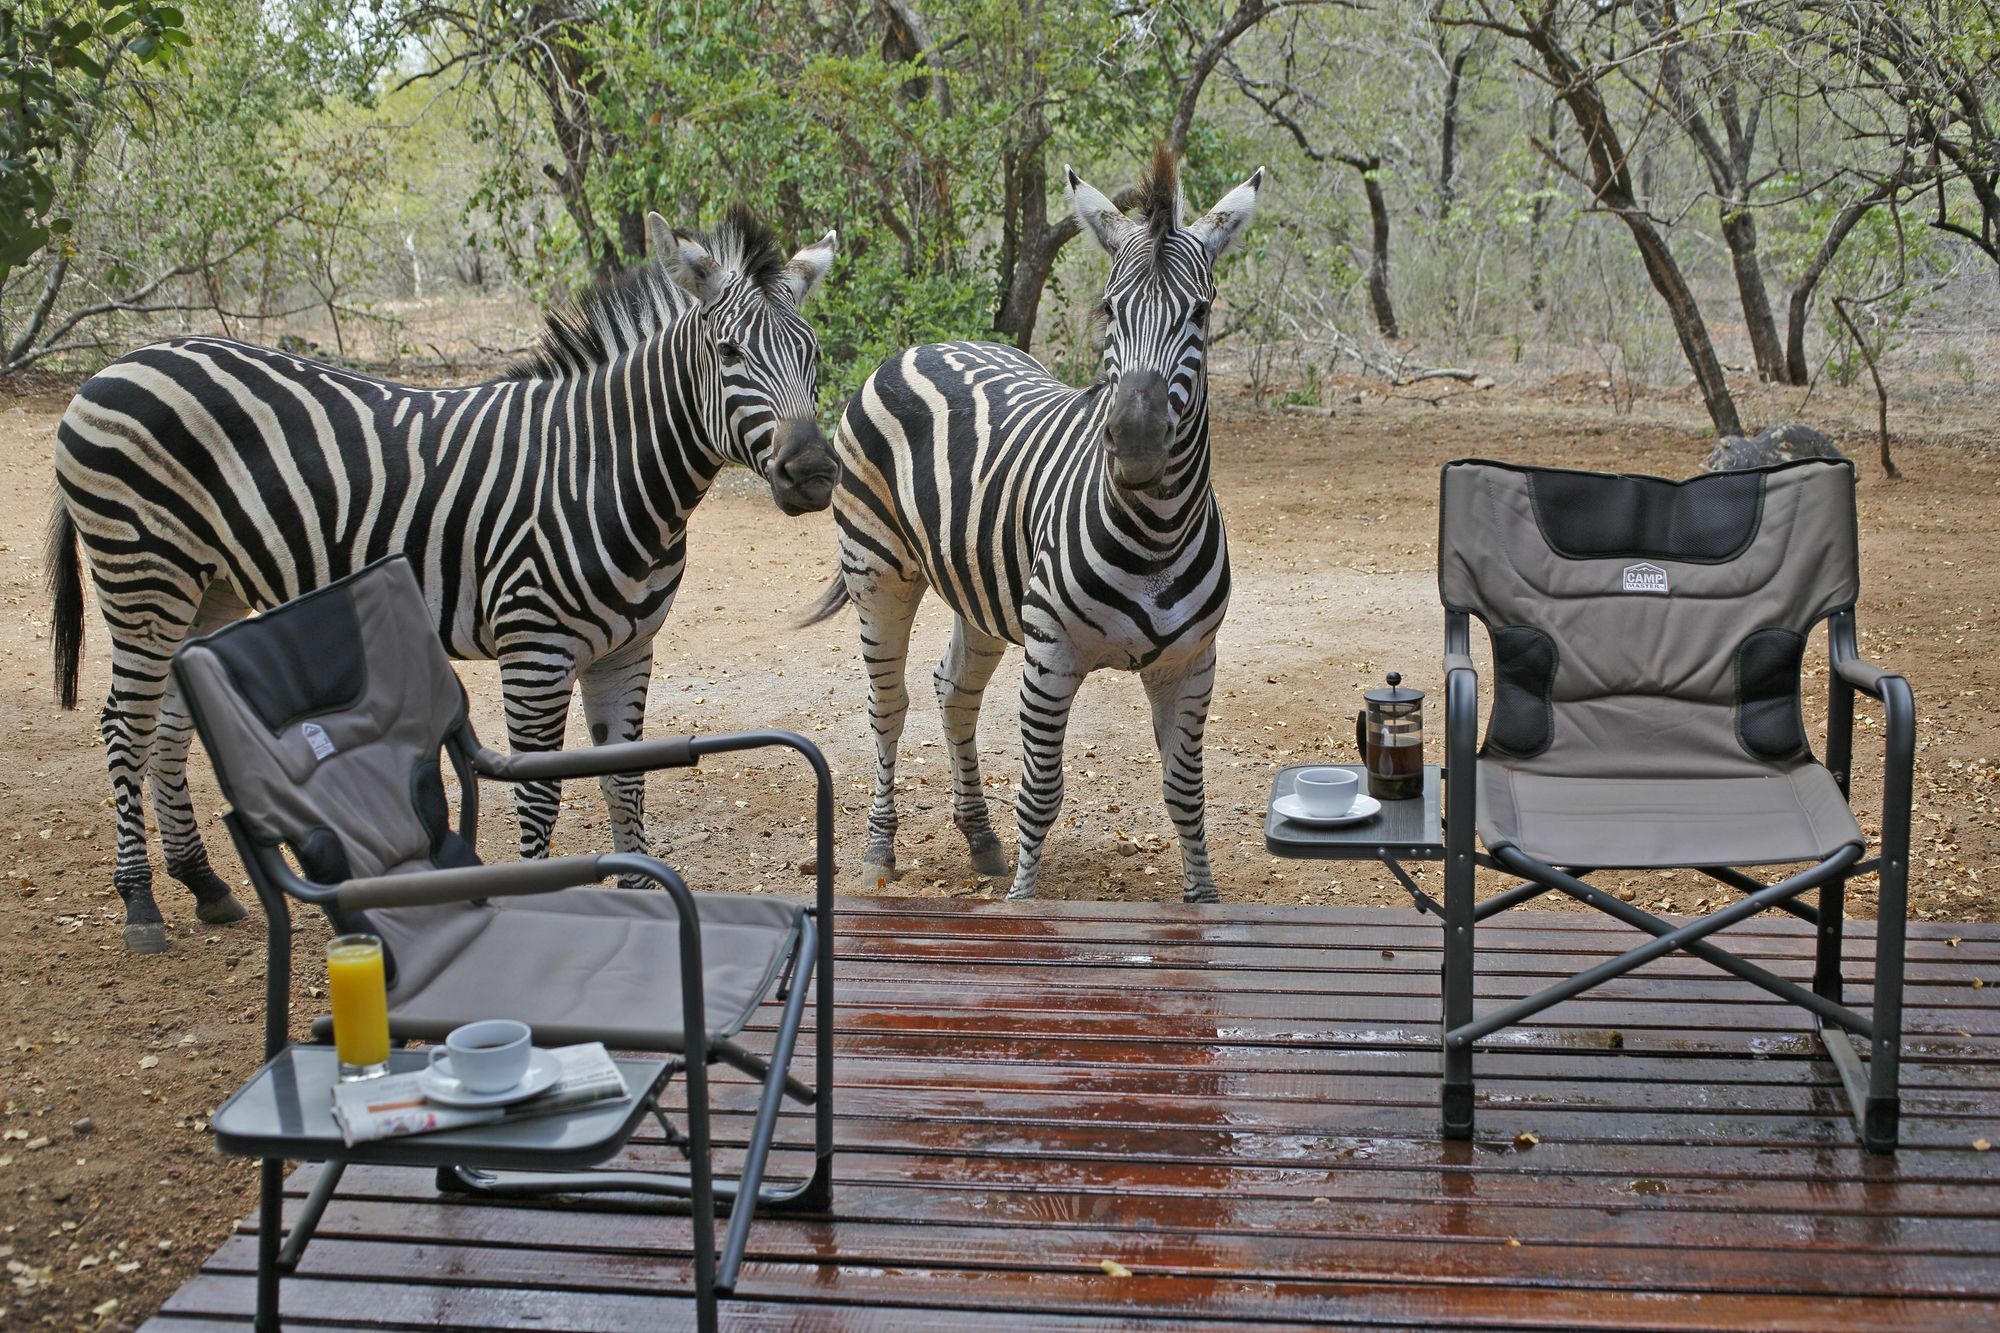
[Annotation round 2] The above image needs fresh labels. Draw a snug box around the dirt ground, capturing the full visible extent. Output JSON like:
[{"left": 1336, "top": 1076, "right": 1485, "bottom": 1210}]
[{"left": 1, "top": 367, "right": 1995, "bottom": 1327}]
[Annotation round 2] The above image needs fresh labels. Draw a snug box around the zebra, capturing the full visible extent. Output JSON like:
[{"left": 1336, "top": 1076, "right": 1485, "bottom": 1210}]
[
  {"left": 47, "top": 206, "right": 840, "bottom": 953},
  {"left": 806, "top": 150, "right": 1261, "bottom": 903}
]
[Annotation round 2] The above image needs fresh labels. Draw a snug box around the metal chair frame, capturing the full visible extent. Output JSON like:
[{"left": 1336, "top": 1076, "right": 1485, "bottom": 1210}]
[
  {"left": 1440, "top": 609, "right": 1915, "bottom": 1154},
  {"left": 232, "top": 726, "right": 836, "bottom": 1333}
]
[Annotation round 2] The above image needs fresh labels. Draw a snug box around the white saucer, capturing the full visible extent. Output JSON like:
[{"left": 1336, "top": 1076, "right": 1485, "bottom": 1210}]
[
  {"left": 419, "top": 1049, "right": 561, "bottom": 1108},
  {"left": 1274, "top": 792, "right": 1383, "bottom": 827}
]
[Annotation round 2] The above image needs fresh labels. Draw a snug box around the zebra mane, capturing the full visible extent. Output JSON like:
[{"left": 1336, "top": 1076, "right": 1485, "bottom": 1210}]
[
  {"left": 1137, "top": 147, "right": 1184, "bottom": 244},
  {"left": 505, "top": 206, "right": 788, "bottom": 381}
]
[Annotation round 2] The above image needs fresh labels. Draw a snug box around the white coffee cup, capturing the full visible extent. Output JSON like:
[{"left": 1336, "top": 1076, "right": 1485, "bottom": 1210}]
[
  {"left": 430, "top": 1018, "right": 532, "bottom": 1093},
  {"left": 1294, "top": 767, "right": 1360, "bottom": 817}
]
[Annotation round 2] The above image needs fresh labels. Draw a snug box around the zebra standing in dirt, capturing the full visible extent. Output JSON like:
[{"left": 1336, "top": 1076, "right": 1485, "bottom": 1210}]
[
  {"left": 49, "top": 207, "right": 840, "bottom": 952},
  {"left": 808, "top": 150, "right": 1260, "bottom": 902}
]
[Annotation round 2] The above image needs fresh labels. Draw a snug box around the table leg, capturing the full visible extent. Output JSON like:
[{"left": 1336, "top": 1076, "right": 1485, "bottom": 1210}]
[{"left": 255, "top": 1157, "right": 282, "bottom": 1331}]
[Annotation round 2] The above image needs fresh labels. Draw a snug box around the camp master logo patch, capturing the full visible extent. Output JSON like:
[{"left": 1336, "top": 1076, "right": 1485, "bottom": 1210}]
[
  {"left": 301, "top": 721, "right": 336, "bottom": 760},
  {"left": 1621, "top": 562, "right": 1670, "bottom": 595}
]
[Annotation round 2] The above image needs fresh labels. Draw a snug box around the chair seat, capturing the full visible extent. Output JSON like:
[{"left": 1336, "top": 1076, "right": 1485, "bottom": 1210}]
[
  {"left": 376, "top": 887, "right": 803, "bottom": 1051},
  {"left": 1476, "top": 760, "right": 1864, "bottom": 869}
]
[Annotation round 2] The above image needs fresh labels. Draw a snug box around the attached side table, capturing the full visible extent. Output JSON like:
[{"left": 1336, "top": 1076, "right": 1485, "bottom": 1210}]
[
  {"left": 212, "top": 1045, "right": 671, "bottom": 1331},
  {"left": 1265, "top": 764, "right": 1447, "bottom": 913}
]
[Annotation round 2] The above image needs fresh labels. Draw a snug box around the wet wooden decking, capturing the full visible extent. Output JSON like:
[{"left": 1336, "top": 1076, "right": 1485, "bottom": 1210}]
[{"left": 146, "top": 899, "right": 2000, "bottom": 1330}]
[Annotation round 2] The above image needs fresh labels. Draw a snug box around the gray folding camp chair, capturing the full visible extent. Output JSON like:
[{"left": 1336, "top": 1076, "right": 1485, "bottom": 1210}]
[
  {"left": 1436, "top": 458, "right": 1914, "bottom": 1152},
  {"left": 171, "top": 555, "right": 834, "bottom": 1325}
]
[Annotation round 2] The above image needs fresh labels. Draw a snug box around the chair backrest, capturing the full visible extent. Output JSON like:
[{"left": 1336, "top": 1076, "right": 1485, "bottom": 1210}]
[
  {"left": 1438, "top": 458, "right": 1859, "bottom": 777},
  {"left": 173, "top": 556, "right": 477, "bottom": 884}
]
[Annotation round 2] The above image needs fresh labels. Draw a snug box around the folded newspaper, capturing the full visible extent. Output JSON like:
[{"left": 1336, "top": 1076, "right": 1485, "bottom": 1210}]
[{"left": 331, "top": 1042, "right": 630, "bottom": 1147}]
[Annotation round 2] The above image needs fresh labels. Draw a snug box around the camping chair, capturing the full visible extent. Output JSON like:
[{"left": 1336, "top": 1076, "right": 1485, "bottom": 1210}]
[
  {"left": 171, "top": 555, "right": 834, "bottom": 1324},
  {"left": 1436, "top": 458, "right": 1914, "bottom": 1153}
]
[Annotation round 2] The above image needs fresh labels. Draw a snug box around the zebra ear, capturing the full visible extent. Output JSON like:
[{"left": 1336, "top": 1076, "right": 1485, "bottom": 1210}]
[
  {"left": 1187, "top": 167, "right": 1265, "bottom": 262},
  {"left": 779, "top": 229, "right": 838, "bottom": 306},
  {"left": 1065, "top": 165, "right": 1140, "bottom": 256},
  {"left": 662, "top": 228, "right": 726, "bottom": 304},
  {"left": 644, "top": 211, "right": 676, "bottom": 262}
]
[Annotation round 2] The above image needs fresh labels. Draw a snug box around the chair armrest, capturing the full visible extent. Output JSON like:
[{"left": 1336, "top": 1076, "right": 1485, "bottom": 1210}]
[
  {"left": 471, "top": 737, "right": 696, "bottom": 783},
  {"left": 335, "top": 853, "right": 608, "bottom": 911},
  {"left": 1834, "top": 656, "right": 1901, "bottom": 700},
  {"left": 1442, "top": 651, "right": 1479, "bottom": 853}
]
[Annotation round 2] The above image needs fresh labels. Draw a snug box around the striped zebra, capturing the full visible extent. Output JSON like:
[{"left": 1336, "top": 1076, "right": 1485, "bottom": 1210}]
[
  {"left": 808, "top": 151, "right": 1260, "bottom": 902},
  {"left": 48, "top": 207, "right": 840, "bottom": 953}
]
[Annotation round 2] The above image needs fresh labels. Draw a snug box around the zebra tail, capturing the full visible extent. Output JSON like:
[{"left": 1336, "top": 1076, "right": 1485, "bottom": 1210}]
[
  {"left": 797, "top": 575, "right": 851, "bottom": 627},
  {"left": 46, "top": 500, "right": 84, "bottom": 710}
]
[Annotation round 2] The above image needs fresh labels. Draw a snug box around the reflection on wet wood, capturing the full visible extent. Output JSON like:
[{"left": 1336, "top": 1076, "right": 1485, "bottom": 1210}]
[{"left": 148, "top": 902, "right": 2000, "bottom": 1330}]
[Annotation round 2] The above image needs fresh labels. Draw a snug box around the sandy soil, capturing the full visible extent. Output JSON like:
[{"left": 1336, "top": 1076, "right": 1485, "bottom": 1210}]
[{"left": 1, "top": 369, "right": 1995, "bottom": 1326}]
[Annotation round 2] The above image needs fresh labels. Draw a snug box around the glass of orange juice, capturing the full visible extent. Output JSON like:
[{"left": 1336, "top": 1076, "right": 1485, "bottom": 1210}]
[{"left": 326, "top": 934, "right": 391, "bottom": 1080}]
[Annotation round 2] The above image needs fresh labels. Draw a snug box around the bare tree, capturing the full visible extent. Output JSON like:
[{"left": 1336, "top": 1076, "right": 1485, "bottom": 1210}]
[
  {"left": 1445, "top": 1, "right": 1746, "bottom": 437},
  {"left": 991, "top": 0, "right": 1353, "bottom": 349},
  {"left": 1802, "top": 1, "right": 2000, "bottom": 270},
  {"left": 1226, "top": 56, "right": 1399, "bottom": 336},
  {"left": 1633, "top": 1, "right": 1789, "bottom": 382}
]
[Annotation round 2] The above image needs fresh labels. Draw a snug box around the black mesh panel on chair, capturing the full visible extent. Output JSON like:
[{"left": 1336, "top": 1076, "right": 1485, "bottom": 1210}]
[
  {"left": 1736, "top": 628, "right": 1811, "bottom": 762},
  {"left": 1486, "top": 625, "right": 1558, "bottom": 758},
  {"left": 1527, "top": 468, "right": 1765, "bottom": 563},
  {"left": 204, "top": 586, "right": 366, "bottom": 731}
]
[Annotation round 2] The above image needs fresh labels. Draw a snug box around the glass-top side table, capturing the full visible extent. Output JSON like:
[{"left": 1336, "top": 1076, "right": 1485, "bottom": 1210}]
[
  {"left": 1265, "top": 763, "right": 1447, "bottom": 912},
  {"left": 212, "top": 1045, "right": 671, "bottom": 1331}
]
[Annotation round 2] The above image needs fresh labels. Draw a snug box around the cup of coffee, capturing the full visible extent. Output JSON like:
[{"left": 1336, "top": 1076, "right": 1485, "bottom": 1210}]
[
  {"left": 1294, "top": 767, "right": 1360, "bottom": 818},
  {"left": 430, "top": 1018, "right": 532, "bottom": 1093}
]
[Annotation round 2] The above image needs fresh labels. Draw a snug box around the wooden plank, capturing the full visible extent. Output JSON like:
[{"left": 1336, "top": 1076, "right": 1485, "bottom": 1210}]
[
  {"left": 223, "top": 1213, "right": 2000, "bottom": 1300},
  {"left": 181, "top": 1237, "right": 2000, "bottom": 1330},
  {"left": 314, "top": 1158, "right": 2000, "bottom": 1221},
  {"left": 776, "top": 1008, "right": 2000, "bottom": 1056},
  {"left": 809, "top": 983, "right": 2000, "bottom": 1036},
  {"left": 833, "top": 897, "right": 2000, "bottom": 941},
  {"left": 275, "top": 1188, "right": 2000, "bottom": 1260}
]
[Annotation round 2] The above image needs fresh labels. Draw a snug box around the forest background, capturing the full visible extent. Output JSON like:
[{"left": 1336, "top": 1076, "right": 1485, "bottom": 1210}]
[{"left": 3, "top": 1, "right": 1999, "bottom": 443}]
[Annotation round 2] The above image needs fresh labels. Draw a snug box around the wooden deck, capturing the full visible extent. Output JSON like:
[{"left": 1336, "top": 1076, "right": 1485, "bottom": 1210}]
[{"left": 146, "top": 899, "right": 2000, "bottom": 1330}]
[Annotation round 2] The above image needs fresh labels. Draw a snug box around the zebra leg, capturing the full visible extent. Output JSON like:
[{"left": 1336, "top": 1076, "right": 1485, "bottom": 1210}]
[
  {"left": 101, "top": 602, "right": 201, "bottom": 953},
  {"left": 579, "top": 639, "right": 656, "bottom": 888},
  {"left": 498, "top": 647, "right": 581, "bottom": 861},
  {"left": 934, "top": 616, "right": 1009, "bottom": 877},
  {"left": 1007, "top": 656, "right": 1084, "bottom": 902},
  {"left": 853, "top": 569, "right": 925, "bottom": 889},
  {"left": 155, "top": 582, "right": 251, "bottom": 925},
  {"left": 1143, "top": 645, "right": 1220, "bottom": 905}
]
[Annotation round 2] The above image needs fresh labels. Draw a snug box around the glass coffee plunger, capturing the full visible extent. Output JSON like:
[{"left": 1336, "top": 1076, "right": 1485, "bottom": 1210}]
[{"left": 1354, "top": 672, "right": 1424, "bottom": 801}]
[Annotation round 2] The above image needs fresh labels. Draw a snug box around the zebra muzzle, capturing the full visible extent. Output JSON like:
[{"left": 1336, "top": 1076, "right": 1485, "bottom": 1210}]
[
  {"left": 769, "top": 419, "right": 839, "bottom": 515},
  {"left": 1105, "top": 370, "right": 1172, "bottom": 491}
]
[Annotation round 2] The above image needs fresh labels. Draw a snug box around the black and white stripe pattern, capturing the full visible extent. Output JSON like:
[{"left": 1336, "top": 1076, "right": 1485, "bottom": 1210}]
[
  {"left": 48, "top": 207, "right": 839, "bottom": 946},
  {"left": 810, "top": 152, "right": 1261, "bottom": 902}
]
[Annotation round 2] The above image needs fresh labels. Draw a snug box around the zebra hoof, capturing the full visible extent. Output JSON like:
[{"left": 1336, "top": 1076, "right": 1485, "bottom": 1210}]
[
  {"left": 1004, "top": 885, "right": 1037, "bottom": 902},
  {"left": 1184, "top": 887, "right": 1221, "bottom": 905},
  {"left": 195, "top": 893, "right": 249, "bottom": 925},
  {"left": 123, "top": 923, "right": 169, "bottom": 954},
  {"left": 860, "top": 861, "right": 900, "bottom": 891},
  {"left": 968, "top": 844, "right": 1010, "bottom": 877}
]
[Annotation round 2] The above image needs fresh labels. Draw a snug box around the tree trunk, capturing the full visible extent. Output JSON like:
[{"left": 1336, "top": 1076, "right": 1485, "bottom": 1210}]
[
  {"left": 1624, "top": 214, "right": 1744, "bottom": 438},
  {"left": 1438, "top": 45, "right": 1474, "bottom": 222},
  {"left": 992, "top": 139, "right": 1055, "bottom": 347},
  {"left": 1718, "top": 205, "right": 1785, "bottom": 382},
  {"left": 1515, "top": 17, "right": 1744, "bottom": 439},
  {"left": 1356, "top": 158, "right": 1398, "bottom": 338},
  {"left": 1784, "top": 178, "right": 1896, "bottom": 384}
]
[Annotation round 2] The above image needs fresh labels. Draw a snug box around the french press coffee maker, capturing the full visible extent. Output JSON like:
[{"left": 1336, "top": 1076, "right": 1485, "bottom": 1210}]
[{"left": 1354, "top": 672, "right": 1424, "bottom": 801}]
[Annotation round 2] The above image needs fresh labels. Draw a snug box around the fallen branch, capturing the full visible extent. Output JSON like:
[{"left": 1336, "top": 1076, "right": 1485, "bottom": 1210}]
[{"left": 1393, "top": 367, "right": 1483, "bottom": 385}]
